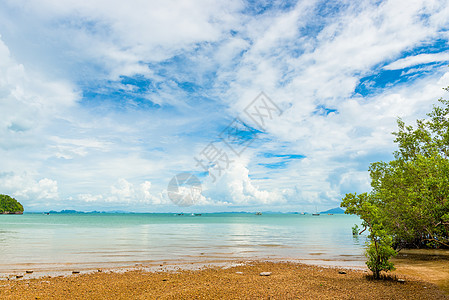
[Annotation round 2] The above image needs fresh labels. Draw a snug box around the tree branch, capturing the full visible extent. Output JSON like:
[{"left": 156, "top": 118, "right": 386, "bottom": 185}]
[{"left": 359, "top": 226, "right": 367, "bottom": 235}]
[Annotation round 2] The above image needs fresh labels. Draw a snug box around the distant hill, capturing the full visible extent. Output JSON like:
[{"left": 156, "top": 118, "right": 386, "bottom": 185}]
[
  {"left": 48, "top": 210, "right": 82, "bottom": 214},
  {"left": 320, "top": 207, "right": 345, "bottom": 214},
  {"left": 0, "top": 194, "right": 24, "bottom": 214}
]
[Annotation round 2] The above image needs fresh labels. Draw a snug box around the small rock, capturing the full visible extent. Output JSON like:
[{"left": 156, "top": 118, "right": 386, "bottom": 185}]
[
  {"left": 259, "top": 272, "right": 272, "bottom": 276},
  {"left": 16, "top": 275, "right": 23, "bottom": 279},
  {"left": 397, "top": 279, "right": 405, "bottom": 283},
  {"left": 26, "top": 270, "right": 33, "bottom": 274},
  {"left": 338, "top": 271, "right": 346, "bottom": 274},
  {"left": 162, "top": 279, "right": 168, "bottom": 281},
  {"left": 97, "top": 269, "right": 102, "bottom": 272},
  {"left": 72, "top": 271, "right": 80, "bottom": 274}
]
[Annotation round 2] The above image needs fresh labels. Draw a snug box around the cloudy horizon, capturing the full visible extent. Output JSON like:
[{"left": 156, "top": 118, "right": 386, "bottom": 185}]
[{"left": 1, "top": 0, "right": 449, "bottom": 213}]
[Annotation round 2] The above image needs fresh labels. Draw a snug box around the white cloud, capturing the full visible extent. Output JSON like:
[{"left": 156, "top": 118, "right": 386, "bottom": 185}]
[
  {"left": 0, "top": 36, "right": 78, "bottom": 152},
  {"left": 0, "top": 0, "right": 244, "bottom": 83},
  {"left": 203, "top": 157, "right": 286, "bottom": 206},
  {"left": 73, "top": 179, "right": 167, "bottom": 209},
  {"left": 0, "top": 173, "right": 59, "bottom": 202},
  {"left": 104, "top": 178, "right": 165, "bottom": 205},
  {"left": 384, "top": 52, "right": 449, "bottom": 70}
]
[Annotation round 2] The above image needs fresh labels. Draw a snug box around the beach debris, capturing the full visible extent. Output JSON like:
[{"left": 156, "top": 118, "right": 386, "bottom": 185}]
[
  {"left": 162, "top": 279, "right": 168, "bottom": 281},
  {"left": 259, "top": 272, "right": 271, "bottom": 276},
  {"left": 72, "top": 271, "right": 80, "bottom": 274},
  {"left": 338, "top": 271, "right": 346, "bottom": 274},
  {"left": 97, "top": 269, "right": 102, "bottom": 272},
  {"left": 397, "top": 279, "right": 406, "bottom": 283},
  {"left": 16, "top": 275, "right": 23, "bottom": 279},
  {"left": 26, "top": 270, "right": 33, "bottom": 274}
]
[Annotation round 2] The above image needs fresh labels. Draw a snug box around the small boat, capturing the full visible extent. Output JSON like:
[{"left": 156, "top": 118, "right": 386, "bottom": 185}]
[
  {"left": 255, "top": 212, "right": 262, "bottom": 215},
  {"left": 177, "top": 213, "right": 184, "bottom": 216},
  {"left": 194, "top": 213, "right": 202, "bottom": 216},
  {"left": 328, "top": 213, "right": 333, "bottom": 215},
  {"left": 312, "top": 213, "right": 320, "bottom": 216}
]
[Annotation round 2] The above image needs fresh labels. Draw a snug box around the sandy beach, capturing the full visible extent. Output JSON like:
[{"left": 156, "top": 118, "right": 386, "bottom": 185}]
[{"left": 1, "top": 260, "right": 448, "bottom": 299}]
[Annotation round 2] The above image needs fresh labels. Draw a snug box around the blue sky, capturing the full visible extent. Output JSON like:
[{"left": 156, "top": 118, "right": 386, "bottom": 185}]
[{"left": 1, "top": 0, "right": 449, "bottom": 212}]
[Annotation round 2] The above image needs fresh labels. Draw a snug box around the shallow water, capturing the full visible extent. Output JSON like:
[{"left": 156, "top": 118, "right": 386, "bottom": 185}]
[{"left": 0, "top": 213, "right": 366, "bottom": 274}]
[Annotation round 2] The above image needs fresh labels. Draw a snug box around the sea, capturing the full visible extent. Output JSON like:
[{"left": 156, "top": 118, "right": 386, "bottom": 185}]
[{"left": 0, "top": 213, "right": 367, "bottom": 275}]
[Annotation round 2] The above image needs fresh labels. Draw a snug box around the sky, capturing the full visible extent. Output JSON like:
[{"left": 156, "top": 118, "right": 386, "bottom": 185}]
[{"left": 1, "top": 0, "right": 449, "bottom": 213}]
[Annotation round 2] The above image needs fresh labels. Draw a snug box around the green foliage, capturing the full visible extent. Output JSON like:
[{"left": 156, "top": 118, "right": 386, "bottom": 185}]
[
  {"left": 352, "top": 224, "right": 359, "bottom": 236},
  {"left": 0, "top": 194, "right": 24, "bottom": 213},
  {"left": 342, "top": 192, "right": 398, "bottom": 278},
  {"left": 369, "top": 154, "right": 449, "bottom": 248},
  {"left": 341, "top": 87, "right": 449, "bottom": 278},
  {"left": 365, "top": 226, "right": 397, "bottom": 279}
]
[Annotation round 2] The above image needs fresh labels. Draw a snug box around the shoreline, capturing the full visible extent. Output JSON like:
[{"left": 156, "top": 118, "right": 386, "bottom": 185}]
[
  {"left": 1, "top": 260, "right": 447, "bottom": 299},
  {"left": 0, "top": 256, "right": 366, "bottom": 280}
]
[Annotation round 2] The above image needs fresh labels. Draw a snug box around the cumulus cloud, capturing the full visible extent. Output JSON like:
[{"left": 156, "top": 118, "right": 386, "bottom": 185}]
[
  {"left": 78, "top": 178, "right": 166, "bottom": 206},
  {"left": 0, "top": 173, "right": 58, "bottom": 202},
  {"left": 202, "top": 157, "right": 286, "bottom": 206}
]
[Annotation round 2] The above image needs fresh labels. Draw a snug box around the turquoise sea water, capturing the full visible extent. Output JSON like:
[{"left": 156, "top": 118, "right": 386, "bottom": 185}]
[{"left": 0, "top": 213, "right": 366, "bottom": 274}]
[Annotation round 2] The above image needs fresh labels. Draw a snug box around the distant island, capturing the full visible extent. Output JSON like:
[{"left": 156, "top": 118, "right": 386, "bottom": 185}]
[
  {"left": 320, "top": 207, "right": 345, "bottom": 214},
  {"left": 0, "top": 194, "right": 24, "bottom": 214},
  {"left": 37, "top": 209, "right": 347, "bottom": 214}
]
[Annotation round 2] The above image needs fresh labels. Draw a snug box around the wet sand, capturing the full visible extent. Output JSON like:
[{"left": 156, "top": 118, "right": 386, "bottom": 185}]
[{"left": 1, "top": 261, "right": 447, "bottom": 299}]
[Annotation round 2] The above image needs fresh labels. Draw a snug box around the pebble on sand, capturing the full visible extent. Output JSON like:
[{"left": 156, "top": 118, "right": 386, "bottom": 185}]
[{"left": 259, "top": 272, "right": 272, "bottom": 276}]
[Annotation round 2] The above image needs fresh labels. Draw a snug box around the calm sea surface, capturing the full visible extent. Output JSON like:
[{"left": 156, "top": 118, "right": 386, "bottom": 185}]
[{"left": 0, "top": 213, "right": 366, "bottom": 274}]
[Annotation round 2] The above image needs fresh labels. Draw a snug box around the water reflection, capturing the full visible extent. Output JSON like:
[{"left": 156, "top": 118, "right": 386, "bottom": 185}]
[{"left": 0, "top": 214, "right": 366, "bottom": 273}]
